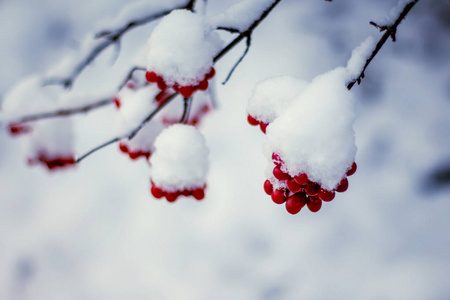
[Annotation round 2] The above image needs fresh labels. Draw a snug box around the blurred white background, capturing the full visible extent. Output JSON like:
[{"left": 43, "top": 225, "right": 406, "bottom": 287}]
[{"left": 0, "top": 0, "right": 449, "bottom": 299}]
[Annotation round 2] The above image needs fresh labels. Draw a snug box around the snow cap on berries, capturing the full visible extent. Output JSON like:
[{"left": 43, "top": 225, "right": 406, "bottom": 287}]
[
  {"left": 247, "top": 76, "right": 308, "bottom": 124},
  {"left": 150, "top": 124, "right": 209, "bottom": 192},
  {"left": 146, "top": 9, "right": 223, "bottom": 87},
  {"left": 266, "top": 67, "right": 357, "bottom": 191}
]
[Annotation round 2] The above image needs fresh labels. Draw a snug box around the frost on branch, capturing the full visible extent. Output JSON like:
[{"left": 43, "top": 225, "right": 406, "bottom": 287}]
[
  {"left": 150, "top": 124, "right": 208, "bottom": 202},
  {"left": 146, "top": 9, "right": 222, "bottom": 95}
]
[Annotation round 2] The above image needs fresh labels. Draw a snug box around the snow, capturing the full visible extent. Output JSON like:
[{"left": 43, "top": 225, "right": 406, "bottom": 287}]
[
  {"left": 346, "top": 37, "right": 375, "bottom": 82},
  {"left": 1, "top": 0, "right": 450, "bottom": 299},
  {"left": 266, "top": 67, "right": 356, "bottom": 190},
  {"left": 246, "top": 76, "right": 308, "bottom": 124},
  {"left": 146, "top": 9, "right": 223, "bottom": 87},
  {"left": 150, "top": 124, "right": 208, "bottom": 192},
  {"left": 206, "top": 0, "right": 277, "bottom": 32}
]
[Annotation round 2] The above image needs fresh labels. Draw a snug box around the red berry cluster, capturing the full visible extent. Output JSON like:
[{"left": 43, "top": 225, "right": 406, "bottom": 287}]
[
  {"left": 119, "top": 142, "right": 151, "bottom": 160},
  {"left": 8, "top": 124, "right": 32, "bottom": 136},
  {"left": 28, "top": 153, "right": 76, "bottom": 171},
  {"left": 145, "top": 68, "right": 215, "bottom": 98},
  {"left": 264, "top": 153, "right": 357, "bottom": 214},
  {"left": 247, "top": 114, "right": 269, "bottom": 134},
  {"left": 150, "top": 181, "right": 206, "bottom": 202}
]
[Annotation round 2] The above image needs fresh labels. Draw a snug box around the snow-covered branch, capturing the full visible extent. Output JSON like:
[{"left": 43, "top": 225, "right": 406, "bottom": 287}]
[
  {"left": 346, "top": 0, "right": 420, "bottom": 90},
  {"left": 44, "top": 0, "right": 195, "bottom": 89}
]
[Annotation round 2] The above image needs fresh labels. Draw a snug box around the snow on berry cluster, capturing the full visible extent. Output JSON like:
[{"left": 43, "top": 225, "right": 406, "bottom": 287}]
[
  {"left": 145, "top": 9, "right": 222, "bottom": 98},
  {"left": 1, "top": 76, "right": 76, "bottom": 171},
  {"left": 247, "top": 76, "right": 308, "bottom": 133},
  {"left": 150, "top": 124, "right": 208, "bottom": 202},
  {"left": 248, "top": 67, "right": 358, "bottom": 214}
]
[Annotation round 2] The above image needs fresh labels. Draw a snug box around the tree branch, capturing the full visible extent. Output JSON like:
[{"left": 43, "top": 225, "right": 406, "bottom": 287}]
[
  {"left": 9, "top": 98, "right": 114, "bottom": 124},
  {"left": 347, "top": 0, "right": 420, "bottom": 90},
  {"left": 44, "top": 1, "right": 194, "bottom": 89}
]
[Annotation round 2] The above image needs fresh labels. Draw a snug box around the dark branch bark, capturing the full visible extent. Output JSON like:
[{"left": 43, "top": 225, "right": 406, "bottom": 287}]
[{"left": 347, "top": 0, "right": 420, "bottom": 90}]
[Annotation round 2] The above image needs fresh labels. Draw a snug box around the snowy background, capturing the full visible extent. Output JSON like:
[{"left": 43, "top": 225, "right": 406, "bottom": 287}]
[{"left": 1, "top": 0, "right": 450, "bottom": 299}]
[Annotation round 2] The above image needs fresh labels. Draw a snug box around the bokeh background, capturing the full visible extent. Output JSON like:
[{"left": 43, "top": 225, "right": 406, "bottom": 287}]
[{"left": 1, "top": 0, "right": 450, "bottom": 299}]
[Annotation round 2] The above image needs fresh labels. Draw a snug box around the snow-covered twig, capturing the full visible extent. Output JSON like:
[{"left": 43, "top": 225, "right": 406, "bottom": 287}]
[
  {"left": 346, "top": 0, "right": 420, "bottom": 90},
  {"left": 44, "top": 0, "right": 196, "bottom": 89}
]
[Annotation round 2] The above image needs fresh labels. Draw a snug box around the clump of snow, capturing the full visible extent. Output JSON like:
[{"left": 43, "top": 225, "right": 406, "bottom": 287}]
[
  {"left": 265, "top": 67, "right": 356, "bottom": 191},
  {"left": 146, "top": 9, "right": 223, "bottom": 86},
  {"left": 371, "top": 0, "right": 415, "bottom": 28},
  {"left": 150, "top": 124, "right": 208, "bottom": 192},
  {"left": 346, "top": 37, "right": 375, "bottom": 81},
  {"left": 246, "top": 76, "right": 308, "bottom": 124},
  {"left": 206, "top": 0, "right": 276, "bottom": 32}
]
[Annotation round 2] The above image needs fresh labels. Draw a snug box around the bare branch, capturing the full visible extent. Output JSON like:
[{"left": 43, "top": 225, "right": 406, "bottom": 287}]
[
  {"left": 222, "top": 34, "right": 251, "bottom": 84},
  {"left": 118, "top": 66, "right": 147, "bottom": 90},
  {"left": 347, "top": 0, "right": 420, "bottom": 90}
]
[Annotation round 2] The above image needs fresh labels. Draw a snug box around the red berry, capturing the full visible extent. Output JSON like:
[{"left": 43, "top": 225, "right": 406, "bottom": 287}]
[
  {"left": 271, "top": 189, "right": 287, "bottom": 204},
  {"left": 206, "top": 67, "right": 215, "bottom": 79},
  {"left": 272, "top": 153, "right": 282, "bottom": 166},
  {"left": 346, "top": 162, "right": 357, "bottom": 176},
  {"left": 8, "top": 124, "right": 32, "bottom": 136},
  {"left": 198, "top": 79, "right": 208, "bottom": 91},
  {"left": 145, "top": 71, "right": 158, "bottom": 83},
  {"left": 179, "top": 86, "right": 195, "bottom": 98},
  {"left": 336, "top": 178, "right": 349, "bottom": 193},
  {"left": 151, "top": 185, "right": 164, "bottom": 199},
  {"left": 192, "top": 188, "right": 205, "bottom": 200},
  {"left": 157, "top": 78, "right": 167, "bottom": 90},
  {"left": 113, "top": 97, "right": 121, "bottom": 109},
  {"left": 305, "top": 182, "right": 320, "bottom": 196},
  {"left": 318, "top": 189, "right": 335, "bottom": 202},
  {"left": 247, "top": 115, "right": 259, "bottom": 126},
  {"left": 307, "top": 197, "right": 322, "bottom": 213},
  {"left": 166, "top": 192, "right": 179, "bottom": 202},
  {"left": 273, "top": 166, "right": 290, "bottom": 181},
  {"left": 129, "top": 152, "right": 140, "bottom": 160},
  {"left": 263, "top": 180, "right": 273, "bottom": 195},
  {"left": 285, "top": 194, "right": 305, "bottom": 215},
  {"left": 260, "top": 122, "right": 268, "bottom": 134},
  {"left": 119, "top": 143, "right": 129, "bottom": 153},
  {"left": 172, "top": 83, "right": 179, "bottom": 92},
  {"left": 287, "top": 179, "right": 302, "bottom": 193},
  {"left": 294, "top": 173, "right": 308, "bottom": 186}
]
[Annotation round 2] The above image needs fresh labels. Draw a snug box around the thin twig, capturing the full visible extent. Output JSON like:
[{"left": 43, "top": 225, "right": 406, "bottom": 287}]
[
  {"left": 118, "top": 66, "right": 147, "bottom": 90},
  {"left": 222, "top": 34, "right": 251, "bottom": 84},
  {"left": 76, "top": 92, "right": 178, "bottom": 163},
  {"left": 9, "top": 98, "right": 114, "bottom": 124},
  {"left": 347, "top": 0, "right": 420, "bottom": 90},
  {"left": 213, "top": 0, "right": 281, "bottom": 80}
]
